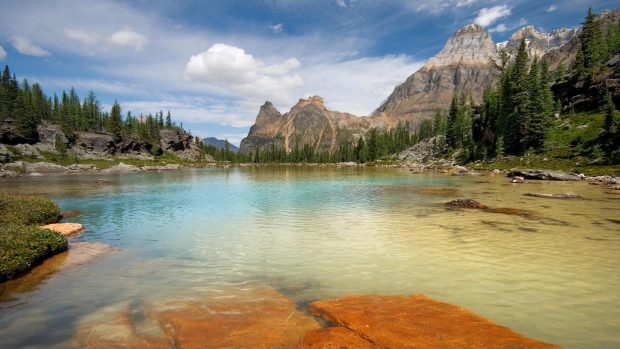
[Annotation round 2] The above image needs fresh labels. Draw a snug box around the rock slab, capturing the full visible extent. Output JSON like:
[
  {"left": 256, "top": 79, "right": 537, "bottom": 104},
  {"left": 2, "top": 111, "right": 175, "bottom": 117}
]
[
  {"left": 308, "top": 294, "right": 561, "bottom": 349},
  {"left": 41, "top": 223, "right": 84, "bottom": 236}
]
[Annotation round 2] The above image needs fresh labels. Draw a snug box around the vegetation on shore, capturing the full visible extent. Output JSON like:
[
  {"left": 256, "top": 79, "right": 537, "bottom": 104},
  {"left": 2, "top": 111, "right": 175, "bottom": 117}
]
[{"left": 0, "top": 194, "right": 67, "bottom": 282}]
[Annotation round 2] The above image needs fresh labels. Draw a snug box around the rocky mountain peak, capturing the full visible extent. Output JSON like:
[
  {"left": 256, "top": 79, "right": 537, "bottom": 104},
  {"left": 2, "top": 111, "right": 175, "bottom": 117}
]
[
  {"left": 293, "top": 96, "right": 325, "bottom": 110},
  {"left": 503, "top": 26, "right": 578, "bottom": 58},
  {"left": 425, "top": 23, "right": 497, "bottom": 68}
]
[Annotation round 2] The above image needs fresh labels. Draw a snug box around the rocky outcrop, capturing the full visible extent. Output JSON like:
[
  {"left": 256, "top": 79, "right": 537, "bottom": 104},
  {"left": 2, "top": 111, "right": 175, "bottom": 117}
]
[
  {"left": 308, "top": 294, "right": 560, "bottom": 348},
  {"left": 508, "top": 169, "right": 582, "bottom": 181},
  {"left": 37, "top": 124, "right": 68, "bottom": 145},
  {"left": 73, "top": 132, "right": 116, "bottom": 159},
  {"left": 374, "top": 24, "right": 499, "bottom": 125},
  {"left": 397, "top": 135, "right": 447, "bottom": 163},
  {"left": 240, "top": 97, "right": 369, "bottom": 154},
  {"left": 159, "top": 129, "right": 202, "bottom": 161}
]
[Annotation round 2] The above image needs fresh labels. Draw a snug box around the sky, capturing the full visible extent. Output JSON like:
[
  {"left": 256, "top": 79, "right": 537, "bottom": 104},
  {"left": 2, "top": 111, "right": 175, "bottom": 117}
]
[{"left": 0, "top": 0, "right": 617, "bottom": 146}]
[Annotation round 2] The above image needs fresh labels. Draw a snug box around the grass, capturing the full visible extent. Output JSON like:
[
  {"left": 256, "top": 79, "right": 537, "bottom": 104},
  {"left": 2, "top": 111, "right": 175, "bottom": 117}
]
[{"left": 0, "top": 194, "right": 67, "bottom": 282}]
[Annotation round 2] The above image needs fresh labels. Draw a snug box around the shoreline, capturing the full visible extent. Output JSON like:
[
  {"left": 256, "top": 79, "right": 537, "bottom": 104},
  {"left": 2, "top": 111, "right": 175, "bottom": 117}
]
[{"left": 1, "top": 159, "right": 618, "bottom": 184}]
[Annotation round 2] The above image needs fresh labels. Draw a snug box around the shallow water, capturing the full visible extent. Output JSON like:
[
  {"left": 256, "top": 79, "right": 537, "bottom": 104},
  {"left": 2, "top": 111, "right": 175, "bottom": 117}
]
[{"left": 0, "top": 167, "right": 619, "bottom": 348}]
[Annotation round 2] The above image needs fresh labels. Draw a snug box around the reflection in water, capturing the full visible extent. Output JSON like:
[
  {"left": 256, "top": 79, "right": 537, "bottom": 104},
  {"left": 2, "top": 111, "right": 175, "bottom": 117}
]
[{"left": 0, "top": 167, "right": 619, "bottom": 348}]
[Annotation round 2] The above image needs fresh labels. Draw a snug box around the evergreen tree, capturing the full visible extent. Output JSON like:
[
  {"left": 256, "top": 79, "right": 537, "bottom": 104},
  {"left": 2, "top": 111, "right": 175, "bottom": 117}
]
[
  {"left": 446, "top": 95, "right": 458, "bottom": 148},
  {"left": 525, "top": 58, "right": 546, "bottom": 150},
  {"left": 601, "top": 90, "right": 617, "bottom": 159},
  {"left": 506, "top": 38, "right": 530, "bottom": 154},
  {"left": 109, "top": 100, "right": 123, "bottom": 141},
  {"left": 165, "top": 111, "right": 172, "bottom": 128},
  {"left": 576, "top": 7, "right": 605, "bottom": 73}
]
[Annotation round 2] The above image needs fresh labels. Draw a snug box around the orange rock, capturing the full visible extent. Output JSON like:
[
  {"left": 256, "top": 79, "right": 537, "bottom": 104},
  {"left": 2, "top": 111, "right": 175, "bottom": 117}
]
[
  {"left": 74, "top": 285, "right": 319, "bottom": 349},
  {"left": 300, "top": 327, "right": 378, "bottom": 348},
  {"left": 41, "top": 222, "right": 84, "bottom": 236},
  {"left": 487, "top": 207, "right": 535, "bottom": 218},
  {"left": 309, "top": 294, "right": 561, "bottom": 349}
]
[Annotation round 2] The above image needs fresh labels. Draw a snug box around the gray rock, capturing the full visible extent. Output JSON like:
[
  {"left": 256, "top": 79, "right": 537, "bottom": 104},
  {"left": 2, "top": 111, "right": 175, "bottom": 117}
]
[
  {"left": 3, "top": 161, "right": 24, "bottom": 171},
  {"left": 398, "top": 135, "right": 447, "bottom": 164},
  {"left": 75, "top": 132, "right": 116, "bottom": 154},
  {"left": 141, "top": 164, "right": 180, "bottom": 171},
  {"left": 25, "top": 162, "right": 67, "bottom": 173},
  {"left": 0, "top": 169, "right": 18, "bottom": 178},
  {"left": 0, "top": 144, "right": 14, "bottom": 163},
  {"left": 507, "top": 169, "right": 581, "bottom": 181},
  {"left": 160, "top": 129, "right": 203, "bottom": 161},
  {"left": 104, "top": 162, "right": 140, "bottom": 173},
  {"left": 37, "top": 125, "right": 68, "bottom": 145}
]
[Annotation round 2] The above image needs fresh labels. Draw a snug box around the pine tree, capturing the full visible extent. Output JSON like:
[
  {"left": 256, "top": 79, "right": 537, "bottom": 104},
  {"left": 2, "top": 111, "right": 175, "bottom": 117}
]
[
  {"left": 165, "top": 111, "right": 172, "bottom": 128},
  {"left": 109, "top": 100, "right": 123, "bottom": 141},
  {"left": 446, "top": 94, "right": 458, "bottom": 148},
  {"left": 602, "top": 90, "right": 617, "bottom": 158},
  {"left": 525, "top": 58, "right": 546, "bottom": 150},
  {"left": 577, "top": 7, "right": 605, "bottom": 73},
  {"left": 506, "top": 38, "right": 530, "bottom": 154}
]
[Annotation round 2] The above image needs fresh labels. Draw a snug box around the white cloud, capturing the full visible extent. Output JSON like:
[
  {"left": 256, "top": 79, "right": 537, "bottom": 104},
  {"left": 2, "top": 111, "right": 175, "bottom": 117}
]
[
  {"left": 456, "top": 0, "right": 476, "bottom": 7},
  {"left": 184, "top": 43, "right": 303, "bottom": 107},
  {"left": 270, "top": 23, "right": 284, "bottom": 33},
  {"left": 64, "top": 28, "right": 99, "bottom": 45},
  {"left": 474, "top": 5, "right": 511, "bottom": 28},
  {"left": 518, "top": 18, "right": 527, "bottom": 26},
  {"left": 488, "top": 23, "right": 508, "bottom": 33},
  {"left": 109, "top": 29, "right": 148, "bottom": 51},
  {"left": 10, "top": 35, "right": 50, "bottom": 56},
  {"left": 336, "top": 0, "right": 347, "bottom": 8},
  {"left": 547, "top": 5, "right": 557, "bottom": 13},
  {"left": 0, "top": 46, "right": 6, "bottom": 60}
]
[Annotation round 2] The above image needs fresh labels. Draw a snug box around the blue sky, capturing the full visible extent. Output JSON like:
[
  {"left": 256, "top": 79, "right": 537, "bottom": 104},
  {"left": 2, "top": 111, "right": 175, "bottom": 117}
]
[{"left": 0, "top": 0, "right": 617, "bottom": 145}]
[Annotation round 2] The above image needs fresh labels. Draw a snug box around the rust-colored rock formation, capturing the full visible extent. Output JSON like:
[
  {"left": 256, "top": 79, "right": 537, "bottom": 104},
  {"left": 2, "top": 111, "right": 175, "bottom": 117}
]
[
  {"left": 74, "top": 285, "right": 320, "bottom": 349},
  {"left": 307, "top": 294, "right": 561, "bottom": 349},
  {"left": 415, "top": 188, "right": 456, "bottom": 195}
]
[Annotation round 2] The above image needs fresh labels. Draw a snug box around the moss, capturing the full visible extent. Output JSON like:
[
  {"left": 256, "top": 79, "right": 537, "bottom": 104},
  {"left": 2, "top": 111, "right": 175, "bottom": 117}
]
[
  {"left": 0, "top": 224, "right": 68, "bottom": 281},
  {"left": 0, "top": 194, "right": 67, "bottom": 282},
  {"left": 0, "top": 194, "right": 62, "bottom": 225}
]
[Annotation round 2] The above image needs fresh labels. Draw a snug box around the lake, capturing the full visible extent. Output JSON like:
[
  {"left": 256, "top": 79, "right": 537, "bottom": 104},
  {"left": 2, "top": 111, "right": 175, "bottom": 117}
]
[{"left": 0, "top": 166, "right": 619, "bottom": 348}]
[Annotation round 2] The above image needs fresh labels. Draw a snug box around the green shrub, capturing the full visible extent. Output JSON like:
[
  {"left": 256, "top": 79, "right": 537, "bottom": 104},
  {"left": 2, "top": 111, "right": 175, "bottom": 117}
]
[
  {"left": 0, "top": 194, "right": 61, "bottom": 225},
  {"left": 0, "top": 224, "right": 68, "bottom": 281}
]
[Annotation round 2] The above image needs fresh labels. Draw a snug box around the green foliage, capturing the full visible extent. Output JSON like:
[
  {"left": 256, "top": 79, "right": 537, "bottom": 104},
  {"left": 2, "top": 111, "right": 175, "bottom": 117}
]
[
  {"left": 0, "top": 194, "right": 67, "bottom": 281},
  {"left": 0, "top": 224, "right": 67, "bottom": 281},
  {"left": 574, "top": 7, "right": 607, "bottom": 74},
  {"left": 0, "top": 194, "right": 62, "bottom": 225}
]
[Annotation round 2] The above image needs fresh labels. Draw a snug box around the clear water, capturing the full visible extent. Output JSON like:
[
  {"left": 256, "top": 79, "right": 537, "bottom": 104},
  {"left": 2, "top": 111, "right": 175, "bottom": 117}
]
[{"left": 0, "top": 167, "right": 619, "bottom": 348}]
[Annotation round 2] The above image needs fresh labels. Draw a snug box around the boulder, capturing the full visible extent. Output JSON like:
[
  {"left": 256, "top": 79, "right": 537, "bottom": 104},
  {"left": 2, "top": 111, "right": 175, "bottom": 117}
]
[
  {"left": 159, "top": 129, "right": 202, "bottom": 161},
  {"left": 446, "top": 199, "right": 487, "bottom": 209},
  {"left": 104, "top": 162, "right": 140, "bottom": 173},
  {"left": 37, "top": 124, "right": 68, "bottom": 145},
  {"left": 300, "top": 327, "right": 377, "bottom": 348},
  {"left": 0, "top": 144, "right": 15, "bottom": 163},
  {"left": 24, "top": 162, "right": 67, "bottom": 173},
  {"left": 309, "top": 294, "right": 560, "bottom": 349},
  {"left": 75, "top": 132, "right": 116, "bottom": 155},
  {"left": 508, "top": 169, "right": 581, "bottom": 181}
]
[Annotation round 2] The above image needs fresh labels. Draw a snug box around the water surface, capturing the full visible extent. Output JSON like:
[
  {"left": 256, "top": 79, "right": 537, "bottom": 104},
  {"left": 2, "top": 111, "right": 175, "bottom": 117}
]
[{"left": 0, "top": 167, "right": 619, "bottom": 348}]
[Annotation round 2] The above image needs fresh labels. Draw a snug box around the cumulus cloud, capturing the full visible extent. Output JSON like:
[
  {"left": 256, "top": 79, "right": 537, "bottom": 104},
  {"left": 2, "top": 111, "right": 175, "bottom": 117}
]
[
  {"left": 270, "top": 23, "right": 284, "bottom": 33},
  {"left": 109, "top": 29, "right": 148, "bottom": 51},
  {"left": 64, "top": 28, "right": 99, "bottom": 45},
  {"left": 0, "top": 46, "right": 6, "bottom": 60},
  {"left": 10, "top": 35, "right": 50, "bottom": 56},
  {"left": 547, "top": 5, "right": 557, "bottom": 13},
  {"left": 184, "top": 43, "right": 303, "bottom": 107},
  {"left": 474, "top": 5, "right": 511, "bottom": 28},
  {"left": 336, "top": 0, "right": 347, "bottom": 8}
]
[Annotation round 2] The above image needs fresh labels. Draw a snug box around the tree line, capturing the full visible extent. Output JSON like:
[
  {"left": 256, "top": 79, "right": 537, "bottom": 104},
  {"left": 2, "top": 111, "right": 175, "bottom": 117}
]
[{"left": 0, "top": 65, "right": 184, "bottom": 149}]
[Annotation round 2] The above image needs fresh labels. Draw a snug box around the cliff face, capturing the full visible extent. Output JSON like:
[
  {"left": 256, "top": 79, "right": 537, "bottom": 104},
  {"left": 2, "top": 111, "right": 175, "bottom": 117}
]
[
  {"left": 372, "top": 24, "right": 499, "bottom": 125},
  {"left": 239, "top": 97, "right": 369, "bottom": 154}
]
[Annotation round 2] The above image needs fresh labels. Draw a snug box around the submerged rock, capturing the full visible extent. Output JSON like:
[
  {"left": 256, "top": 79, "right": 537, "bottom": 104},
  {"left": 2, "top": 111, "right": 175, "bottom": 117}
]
[
  {"left": 524, "top": 193, "right": 582, "bottom": 199},
  {"left": 446, "top": 199, "right": 488, "bottom": 209},
  {"left": 416, "top": 187, "right": 457, "bottom": 195},
  {"left": 308, "top": 294, "right": 560, "bottom": 349},
  {"left": 60, "top": 210, "right": 82, "bottom": 219},
  {"left": 300, "top": 327, "right": 377, "bottom": 348},
  {"left": 487, "top": 207, "right": 536, "bottom": 219},
  {"left": 508, "top": 169, "right": 581, "bottom": 181},
  {"left": 74, "top": 285, "right": 319, "bottom": 349}
]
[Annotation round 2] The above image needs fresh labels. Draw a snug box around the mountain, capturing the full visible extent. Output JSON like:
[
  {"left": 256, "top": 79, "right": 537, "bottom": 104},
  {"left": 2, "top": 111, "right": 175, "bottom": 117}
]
[
  {"left": 202, "top": 137, "right": 239, "bottom": 152},
  {"left": 499, "top": 26, "right": 578, "bottom": 59},
  {"left": 239, "top": 21, "right": 591, "bottom": 155},
  {"left": 239, "top": 97, "right": 368, "bottom": 154},
  {"left": 374, "top": 24, "right": 499, "bottom": 124}
]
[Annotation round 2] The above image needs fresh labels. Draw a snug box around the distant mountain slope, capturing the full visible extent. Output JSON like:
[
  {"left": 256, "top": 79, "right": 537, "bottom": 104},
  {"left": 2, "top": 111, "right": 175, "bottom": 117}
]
[{"left": 202, "top": 137, "right": 239, "bottom": 152}]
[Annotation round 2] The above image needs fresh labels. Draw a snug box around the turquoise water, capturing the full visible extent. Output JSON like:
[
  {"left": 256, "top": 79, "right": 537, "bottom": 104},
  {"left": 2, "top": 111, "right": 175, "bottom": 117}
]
[{"left": 0, "top": 167, "right": 619, "bottom": 348}]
